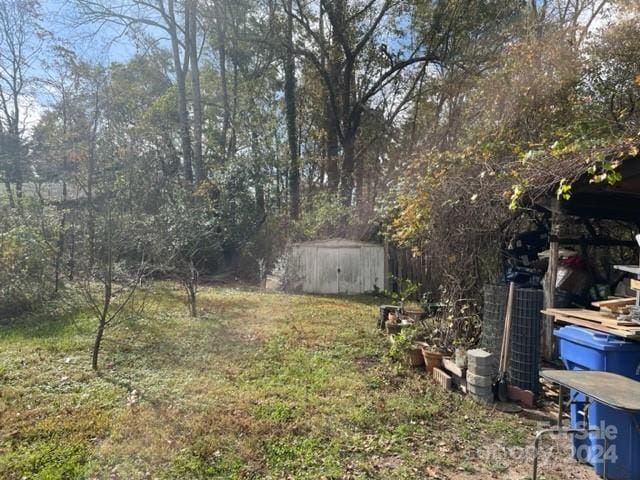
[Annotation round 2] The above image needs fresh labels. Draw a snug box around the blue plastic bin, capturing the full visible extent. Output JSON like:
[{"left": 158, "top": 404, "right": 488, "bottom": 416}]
[{"left": 555, "top": 325, "right": 640, "bottom": 479}]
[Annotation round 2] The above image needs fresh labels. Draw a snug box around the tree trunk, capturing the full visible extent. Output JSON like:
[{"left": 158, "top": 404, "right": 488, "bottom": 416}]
[
  {"left": 324, "top": 2, "right": 341, "bottom": 192},
  {"left": 92, "top": 315, "right": 106, "bottom": 370},
  {"left": 189, "top": 0, "right": 205, "bottom": 184},
  {"left": 325, "top": 97, "right": 340, "bottom": 190},
  {"left": 4, "top": 181, "right": 14, "bottom": 208},
  {"left": 168, "top": 0, "right": 193, "bottom": 185},
  {"left": 217, "top": 2, "right": 231, "bottom": 164},
  {"left": 187, "top": 284, "right": 197, "bottom": 317},
  {"left": 54, "top": 180, "right": 67, "bottom": 293},
  {"left": 339, "top": 133, "right": 356, "bottom": 206},
  {"left": 284, "top": 0, "right": 299, "bottom": 220},
  {"left": 354, "top": 152, "right": 365, "bottom": 211},
  {"left": 185, "top": 260, "right": 198, "bottom": 317},
  {"left": 93, "top": 248, "right": 112, "bottom": 371},
  {"left": 68, "top": 210, "right": 76, "bottom": 281},
  {"left": 87, "top": 88, "right": 99, "bottom": 268}
]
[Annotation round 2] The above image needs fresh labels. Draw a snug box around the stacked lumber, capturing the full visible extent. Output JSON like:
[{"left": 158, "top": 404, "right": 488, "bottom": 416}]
[
  {"left": 543, "top": 307, "right": 640, "bottom": 339},
  {"left": 591, "top": 297, "right": 636, "bottom": 314}
]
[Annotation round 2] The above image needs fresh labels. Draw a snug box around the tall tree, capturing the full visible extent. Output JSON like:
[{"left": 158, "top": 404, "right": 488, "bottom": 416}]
[
  {"left": 188, "top": 0, "right": 205, "bottom": 184},
  {"left": 288, "top": 0, "right": 448, "bottom": 205},
  {"left": 284, "top": 0, "right": 299, "bottom": 219}
]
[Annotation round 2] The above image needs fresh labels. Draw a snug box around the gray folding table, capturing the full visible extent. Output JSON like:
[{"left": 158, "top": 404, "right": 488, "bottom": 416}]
[{"left": 533, "top": 369, "right": 640, "bottom": 479}]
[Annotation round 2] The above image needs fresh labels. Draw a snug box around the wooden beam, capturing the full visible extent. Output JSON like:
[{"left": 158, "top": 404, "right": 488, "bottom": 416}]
[
  {"left": 542, "top": 200, "right": 560, "bottom": 361},
  {"left": 552, "top": 314, "right": 640, "bottom": 339},
  {"left": 558, "top": 237, "right": 638, "bottom": 248},
  {"left": 592, "top": 297, "right": 636, "bottom": 309}
]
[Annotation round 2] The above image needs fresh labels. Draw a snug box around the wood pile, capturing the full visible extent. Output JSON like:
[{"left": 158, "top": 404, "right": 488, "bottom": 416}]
[{"left": 543, "top": 300, "right": 640, "bottom": 339}]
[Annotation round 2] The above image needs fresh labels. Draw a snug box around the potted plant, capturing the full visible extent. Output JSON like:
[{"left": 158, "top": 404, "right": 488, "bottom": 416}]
[
  {"left": 415, "top": 316, "right": 450, "bottom": 375},
  {"left": 385, "top": 277, "right": 425, "bottom": 322},
  {"left": 387, "top": 327, "right": 425, "bottom": 367},
  {"left": 417, "top": 297, "right": 481, "bottom": 375}
]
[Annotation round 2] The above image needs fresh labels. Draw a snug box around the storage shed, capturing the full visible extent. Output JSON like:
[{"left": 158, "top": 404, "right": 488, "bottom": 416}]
[{"left": 288, "top": 239, "right": 386, "bottom": 294}]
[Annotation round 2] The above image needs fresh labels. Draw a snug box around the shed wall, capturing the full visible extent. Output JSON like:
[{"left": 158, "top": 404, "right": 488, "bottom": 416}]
[{"left": 290, "top": 241, "right": 384, "bottom": 294}]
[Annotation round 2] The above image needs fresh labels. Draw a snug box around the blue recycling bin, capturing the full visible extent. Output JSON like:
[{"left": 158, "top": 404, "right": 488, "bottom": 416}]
[{"left": 555, "top": 325, "right": 640, "bottom": 479}]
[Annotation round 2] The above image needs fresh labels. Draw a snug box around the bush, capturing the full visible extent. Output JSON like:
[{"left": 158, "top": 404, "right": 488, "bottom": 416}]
[{"left": 0, "top": 202, "right": 57, "bottom": 316}]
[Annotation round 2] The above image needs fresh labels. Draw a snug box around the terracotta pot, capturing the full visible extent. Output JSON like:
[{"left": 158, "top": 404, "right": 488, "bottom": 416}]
[{"left": 421, "top": 347, "right": 445, "bottom": 375}]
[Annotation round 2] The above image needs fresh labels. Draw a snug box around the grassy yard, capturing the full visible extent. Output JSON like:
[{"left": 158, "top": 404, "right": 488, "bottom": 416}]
[{"left": 0, "top": 285, "right": 590, "bottom": 479}]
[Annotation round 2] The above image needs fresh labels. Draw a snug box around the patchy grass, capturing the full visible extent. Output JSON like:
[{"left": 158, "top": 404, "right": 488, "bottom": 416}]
[{"left": 0, "top": 284, "right": 592, "bottom": 479}]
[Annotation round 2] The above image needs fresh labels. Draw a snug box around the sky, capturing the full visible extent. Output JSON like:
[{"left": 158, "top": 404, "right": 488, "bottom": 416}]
[
  {"left": 41, "top": 0, "right": 136, "bottom": 64},
  {"left": 21, "top": 1, "right": 137, "bottom": 129}
]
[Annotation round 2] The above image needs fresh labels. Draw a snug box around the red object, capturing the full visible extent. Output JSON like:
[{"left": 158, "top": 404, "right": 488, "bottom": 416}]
[
  {"left": 507, "top": 384, "right": 535, "bottom": 408},
  {"left": 560, "top": 255, "right": 585, "bottom": 269}
]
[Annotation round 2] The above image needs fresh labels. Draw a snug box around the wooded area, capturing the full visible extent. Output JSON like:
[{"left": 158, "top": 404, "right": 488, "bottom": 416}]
[{"left": 1, "top": 0, "right": 639, "bottom": 367}]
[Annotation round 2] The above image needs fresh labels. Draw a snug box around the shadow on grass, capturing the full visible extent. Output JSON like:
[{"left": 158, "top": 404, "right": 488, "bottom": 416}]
[
  {"left": 272, "top": 290, "right": 384, "bottom": 307},
  {"left": 0, "top": 304, "right": 92, "bottom": 342}
]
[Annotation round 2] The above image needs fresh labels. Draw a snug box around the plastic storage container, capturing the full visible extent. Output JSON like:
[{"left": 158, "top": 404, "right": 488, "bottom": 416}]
[{"left": 555, "top": 325, "right": 640, "bottom": 479}]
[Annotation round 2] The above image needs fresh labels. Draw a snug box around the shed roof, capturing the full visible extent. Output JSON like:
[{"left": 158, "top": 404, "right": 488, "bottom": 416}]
[
  {"left": 535, "top": 146, "right": 640, "bottom": 222},
  {"left": 291, "top": 238, "right": 382, "bottom": 248}
]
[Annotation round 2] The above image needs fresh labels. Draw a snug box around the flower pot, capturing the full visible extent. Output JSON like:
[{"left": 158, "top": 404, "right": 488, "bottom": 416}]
[
  {"left": 386, "top": 322, "right": 402, "bottom": 334},
  {"left": 405, "top": 345, "right": 425, "bottom": 367},
  {"left": 402, "top": 309, "right": 427, "bottom": 321},
  {"left": 421, "top": 347, "right": 445, "bottom": 375}
]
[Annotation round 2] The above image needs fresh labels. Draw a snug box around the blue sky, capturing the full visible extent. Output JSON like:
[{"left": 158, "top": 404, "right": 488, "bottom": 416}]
[{"left": 41, "top": 0, "right": 136, "bottom": 64}]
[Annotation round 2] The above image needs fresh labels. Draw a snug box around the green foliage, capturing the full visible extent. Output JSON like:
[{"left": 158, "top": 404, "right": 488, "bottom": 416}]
[
  {"left": 162, "top": 450, "right": 245, "bottom": 479},
  {"left": 588, "top": 160, "right": 624, "bottom": 186},
  {"left": 385, "top": 276, "right": 420, "bottom": 307},
  {"left": 263, "top": 435, "right": 341, "bottom": 478},
  {"left": 556, "top": 178, "right": 572, "bottom": 200},
  {"left": 0, "top": 441, "right": 90, "bottom": 479},
  {"left": 0, "top": 201, "right": 57, "bottom": 315},
  {"left": 296, "top": 191, "right": 355, "bottom": 240},
  {"left": 387, "top": 326, "right": 418, "bottom": 361}
]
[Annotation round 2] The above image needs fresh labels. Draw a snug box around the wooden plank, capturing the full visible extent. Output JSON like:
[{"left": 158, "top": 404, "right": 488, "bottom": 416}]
[
  {"left": 543, "top": 308, "right": 638, "bottom": 327},
  {"left": 592, "top": 297, "right": 635, "bottom": 309},
  {"left": 552, "top": 314, "right": 640, "bottom": 339},
  {"left": 544, "top": 308, "right": 615, "bottom": 322},
  {"left": 631, "top": 279, "right": 640, "bottom": 291},
  {"left": 552, "top": 312, "right": 640, "bottom": 336},
  {"left": 560, "top": 315, "right": 640, "bottom": 333}
]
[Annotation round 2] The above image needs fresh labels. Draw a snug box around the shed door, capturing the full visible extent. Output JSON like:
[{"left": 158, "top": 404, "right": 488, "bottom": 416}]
[
  {"left": 336, "top": 247, "right": 362, "bottom": 294},
  {"left": 314, "top": 246, "right": 339, "bottom": 294},
  {"left": 361, "top": 246, "right": 385, "bottom": 292}
]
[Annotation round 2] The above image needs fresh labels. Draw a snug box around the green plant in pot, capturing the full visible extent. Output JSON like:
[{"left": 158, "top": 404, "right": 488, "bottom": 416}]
[
  {"left": 417, "top": 297, "right": 481, "bottom": 375},
  {"left": 387, "top": 326, "right": 425, "bottom": 368},
  {"left": 414, "top": 313, "right": 453, "bottom": 375},
  {"left": 385, "top": 277, "right": 421, "bottom": 315}
]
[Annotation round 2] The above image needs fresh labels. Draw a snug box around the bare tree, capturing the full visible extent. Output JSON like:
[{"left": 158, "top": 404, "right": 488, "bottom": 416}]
[
  {"left": 0, "top": 0, "right": 42, "bottom": 205},
  {"left": 78, "top": 207, "right": 147, "bottom": 370}
]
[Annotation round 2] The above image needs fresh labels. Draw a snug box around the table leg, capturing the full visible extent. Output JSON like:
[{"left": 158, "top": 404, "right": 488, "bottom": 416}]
[
  {"left": 558, "top": 384, "right": 564, "bottom": 428},
  {"left": 532, "top": 428, "right": 551, "bottom": 480},
  {"left": 603, "top": 434, "right": 608, "bottom": 480}
]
